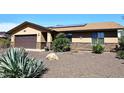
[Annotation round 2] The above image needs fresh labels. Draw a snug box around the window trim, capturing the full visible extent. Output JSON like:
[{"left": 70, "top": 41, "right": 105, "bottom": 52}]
[{"left": 92, "top": 32, "right": 104, "bottom": 45}]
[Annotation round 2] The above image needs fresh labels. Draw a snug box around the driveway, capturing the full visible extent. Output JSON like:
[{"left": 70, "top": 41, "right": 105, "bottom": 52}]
[{"left": 28, "top": 51, "right": 124, "bottom": 78}]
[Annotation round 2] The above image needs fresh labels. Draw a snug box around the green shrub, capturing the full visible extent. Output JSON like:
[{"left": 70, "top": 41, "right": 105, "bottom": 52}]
[
  {"left": 52, "top": 33, "right": 71, "bottom": 52},
  {"left": 116, "top": 50, "right": 124, "bottom": 59},
  {"left": 116, "top": 37, "right": 124, "bottom": 59},
  {"left": 55, "top": 33, "right": 65, "bottom": 39},
  {"left": 92, "top": 44, "right": 104, "bottom": 54},
  {"left": 0, "top": 38, "right": 10, "bottom": 48},
  {"left": 119, "top": 36, "right": 124, "bottom": 50},
  {"left": 0, "top": 48, "right": 46, "bottom": 78}
]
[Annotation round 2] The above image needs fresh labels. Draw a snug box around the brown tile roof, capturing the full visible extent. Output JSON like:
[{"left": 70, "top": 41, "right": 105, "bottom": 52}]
[{"left": 49, "top": 22, "right": 124, "bottom": 32}]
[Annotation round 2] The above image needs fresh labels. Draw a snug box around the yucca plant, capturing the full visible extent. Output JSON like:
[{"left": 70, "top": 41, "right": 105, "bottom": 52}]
[{"left": 0, "top": 48, "right": 45, "bottom": 78}]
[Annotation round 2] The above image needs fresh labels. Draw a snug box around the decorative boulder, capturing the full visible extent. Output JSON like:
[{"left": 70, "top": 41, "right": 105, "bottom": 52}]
[{"left": 46, "top": 53, "right": 59, "bottom": 60}]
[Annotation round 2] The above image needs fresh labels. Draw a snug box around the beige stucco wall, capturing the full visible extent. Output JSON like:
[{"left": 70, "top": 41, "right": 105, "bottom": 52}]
[
  {"left": 47, "top": 32, "right": 52, "bottom": 42},
  {"left": 71, "top": 31, "right": 118, "bottom": 43},
  {"left": 11, "top": 27, "right": 42, "bottom": 42},
  {"left": 104, "top": 38, "right": 118, "bottom": 43},
  {"left": 72, "top": 37, "right": 118, "bottom": 43},
  {"left": 72, "top": 38, "right": 91, "bottom": 43}
]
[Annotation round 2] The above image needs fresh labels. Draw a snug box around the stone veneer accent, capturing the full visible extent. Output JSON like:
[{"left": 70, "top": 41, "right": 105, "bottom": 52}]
[
  {"left": 41, "top": 42, "right": 47, "bottom": 49},
  {"left": 71, "top": 42, "right": 118, "bottom": 51},
  {"left": 36, "top": 42, "right": 41, "bottom": 49},
  {"left": 11, "top": 42, "right": 47, "bottom": 49},
  {"left": 36, "top": 42, "right": 47, "bottom": 49},
  {"left": 36, "top": 42, "right": 52, "bottom": 49},
  {"left": 71, "top": 43, "right": 92, "bottom": 51},
  {"left": 104, "top": 43, "right": 118, "bottom": 51},
  {"left": 11, "top": 41, "right": 118, "bottom": 51},
  {"left": 46, "top": 42, "right": 52, "bottom": 49}
]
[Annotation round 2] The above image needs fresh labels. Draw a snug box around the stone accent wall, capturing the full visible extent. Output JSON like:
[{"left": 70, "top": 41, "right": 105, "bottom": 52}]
[
  {"left": 46, "top": 42, "right": 52, "bottom": 49},
  {"left": 36, "top": 42, "right": 47, "bottom": 49},
  {"left": 104, "top": 43, "right": 118, "bottom": 51},
  {"left": 71, "top": 42, "right": 118, "bottom": 51},
  {"left": 41, "top": 42, "right": 47, "bottom": 49},
  {"left": 11, "top": 42, "right": 47, "bottom": 49},
  {"left": 71, "top": 43, "right": 92, "bottom": 51},
  {"left": 36, "top": 42, "right": 41, "bottom": 49}
]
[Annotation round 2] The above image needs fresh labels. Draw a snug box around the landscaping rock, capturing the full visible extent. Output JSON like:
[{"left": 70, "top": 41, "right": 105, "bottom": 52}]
[{"left": 46, "top": 53, "right": 59, "bottom": 60}]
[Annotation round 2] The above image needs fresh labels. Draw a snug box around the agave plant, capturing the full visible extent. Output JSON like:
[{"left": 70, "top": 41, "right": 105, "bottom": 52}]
[{"left": 0, "top": 48, "right": 46, "bottom": 78}]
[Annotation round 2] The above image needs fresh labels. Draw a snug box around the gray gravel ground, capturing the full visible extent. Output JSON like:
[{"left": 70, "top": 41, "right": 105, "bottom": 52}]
[{"left": 27, "top": 51, "right": 124, "bottom": 78}]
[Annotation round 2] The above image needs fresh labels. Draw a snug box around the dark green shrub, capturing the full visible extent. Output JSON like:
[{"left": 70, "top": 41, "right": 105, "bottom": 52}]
[
  {"left": 92, "top": 44, "right": 104, "bottom": 54},
  {"left": 119, "top": 36, "right": 124, "bottom": 50},
  {"left": 0, "top": 48, "right": 46, "bottom": 78},
  {"left": 116, "top": 50, "right": 124, "bottom": 59},
  {"left": 52, "top": 33, "right": 71, "bottom": 52},
  {"left": 55, "top": 33, "right": 65, "bottom": 39}
]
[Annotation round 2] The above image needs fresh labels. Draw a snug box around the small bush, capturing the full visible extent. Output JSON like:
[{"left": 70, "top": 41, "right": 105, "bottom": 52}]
[
  {"left": 92, "top": 44, "right": 104, "bottom": 54},
  {"left": 52, "top": 33, "right": 71, "bottom": 52},
  {"left": 0, "top": 48, "right": 46, "bottom": 78},
  {"left": 116, "top": 50, "right": 124, "bottom": 59},
  {"left": 116, "top": 37, "right": 124, "bottom": 59},
  {"left": 0, "top": 38, "right": 10, "bottom": 48},
  {"left": 119, "top": 36, "right": 124, "bottom": 50}
]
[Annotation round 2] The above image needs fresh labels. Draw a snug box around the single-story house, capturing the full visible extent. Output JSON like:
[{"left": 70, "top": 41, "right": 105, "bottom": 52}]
[{"left": 7, "top": 21, "right": 124, "bottom": 51}]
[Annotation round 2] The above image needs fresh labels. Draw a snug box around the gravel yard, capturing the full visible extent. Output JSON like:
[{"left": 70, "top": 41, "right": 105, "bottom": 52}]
[{"left": 27, "top": 51, "right": 124, "bottom": 78}]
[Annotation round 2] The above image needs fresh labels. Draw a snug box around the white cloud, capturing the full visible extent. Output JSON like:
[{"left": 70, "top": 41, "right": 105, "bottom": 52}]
[{"left": 0, "top": 23, "right": 18, "bottom": 32}]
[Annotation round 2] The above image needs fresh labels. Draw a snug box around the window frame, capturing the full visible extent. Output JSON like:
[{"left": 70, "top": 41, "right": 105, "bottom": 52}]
[{"left": 92, "top": 32, "right": 104, "bottom": 45}]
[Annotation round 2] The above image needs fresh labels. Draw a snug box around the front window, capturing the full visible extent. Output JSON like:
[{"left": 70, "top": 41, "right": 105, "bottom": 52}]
[{"left": 92, "top": 32, "right": 104, "bottom": 45}]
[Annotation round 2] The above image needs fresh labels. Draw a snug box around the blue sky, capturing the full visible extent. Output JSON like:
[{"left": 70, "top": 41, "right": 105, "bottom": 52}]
[{"left": 0, "top": 14, "right": 124, "bottom": 31}]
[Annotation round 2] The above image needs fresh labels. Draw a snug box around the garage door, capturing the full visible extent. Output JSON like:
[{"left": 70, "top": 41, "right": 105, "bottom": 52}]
[{"left": 15, "top": 35, "right": 37, "bottom": 49}]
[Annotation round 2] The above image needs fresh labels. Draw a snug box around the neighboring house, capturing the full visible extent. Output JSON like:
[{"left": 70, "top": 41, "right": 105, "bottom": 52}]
[
  {"left": 0, "top": 32, "right": 7, "bottom": 38},
  {"left": 7, "top": 21, "right": 124, "bottom": 51}
]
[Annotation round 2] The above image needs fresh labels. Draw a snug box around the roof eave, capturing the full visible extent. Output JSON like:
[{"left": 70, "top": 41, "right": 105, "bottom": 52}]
[
  {"left": 54, "top": 27, "right": 124, "bottom": 32},
  {"left": 7, "top": 21, "right": 54, "bottom": 34}
]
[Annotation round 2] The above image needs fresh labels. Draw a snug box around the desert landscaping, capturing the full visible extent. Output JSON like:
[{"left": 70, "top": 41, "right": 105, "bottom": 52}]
[{"left": 27, "top": 51, "right": 124, "bottom": 78}]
